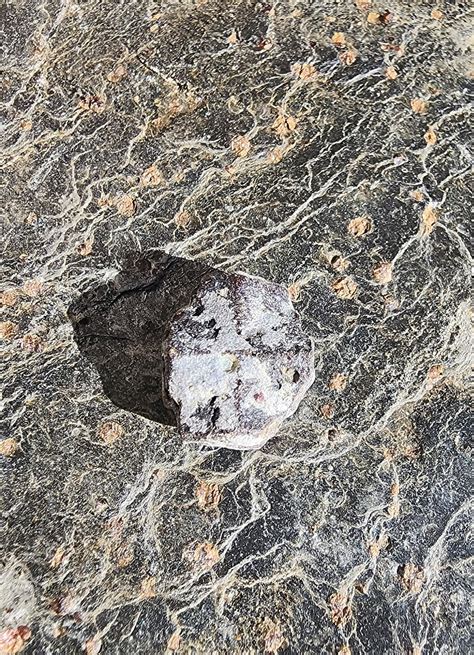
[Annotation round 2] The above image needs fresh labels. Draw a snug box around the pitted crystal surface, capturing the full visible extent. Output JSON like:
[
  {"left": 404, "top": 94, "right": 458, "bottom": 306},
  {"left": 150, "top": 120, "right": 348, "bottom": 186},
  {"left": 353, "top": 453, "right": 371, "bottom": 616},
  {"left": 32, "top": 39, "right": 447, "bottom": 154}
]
[{"left": 163, "top": 271, "right": 315, "bottom": 450}]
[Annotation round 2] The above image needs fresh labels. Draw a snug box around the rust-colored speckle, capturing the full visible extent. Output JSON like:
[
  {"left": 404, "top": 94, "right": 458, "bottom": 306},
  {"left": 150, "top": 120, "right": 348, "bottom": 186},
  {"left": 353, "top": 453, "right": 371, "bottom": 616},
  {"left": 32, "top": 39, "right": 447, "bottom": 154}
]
[
  {"left": 424, "top": 126, "right": 437, "bottom": 145},
  {"left": 272, "top": 113, "right": 297, "bottom": 138},
  {"left": 398, "top": 562, "right": 425, "bottom": 594},
  {"left": 261, "top": 618, "right": 286, "bottom": 654},
  {"left": 431, "top": 8, "right": 444, "bottom": 20},
  {"left": 0, "top": 321, "right": 18, "bottom": 340},
  {"left": 107, "top": 64, "right": 127, "bottom": 84},
  {"left": 196, "top": 480, "right": 221, "bottom": 512},
  {"left": 175, "top": 210, "right": 193, "bottom": 229},
  {"left": 167, "top": 630, "right": 181, "bottom": 652},
  {"left": 320, "top": 403, "right": 335, "bottom": 419},
  {"left": 22, "top": 333, "right": 43, "bottom": 352},
  {"left": 0, "top": 438, "right": 20, "bottom": 457},
  {"left": 339, "top": 49, "right": 357, "bottom": 66},
  {"left": 355, "top": 0, "right": 372, "bottom": 9},
  {"left": 141, "top": 164, "right": 164, "bottom": 188},
  {"left": 348, "top": 215, "right": 372, "bottom": 237},
  {"left": 328, "top": 590, "right": 352, "bottom": 626},
  {"left": 0, "top": 289, "right": 19, "bottom": 307},
  {"left": 367, "top": 10, "right": 392, "bottom": 25},
  {"left": 410, "top": 189, "right": 425, "bottom": 202},
  {"left": 411, "top": 98, "right": 428, "bottom": 114},
  {"left": 427, "top": 364, "right": 444, "bottom": 381},
  {"left": 231, "top": 134, "right": 251, "bottom": 157},
  {"left": 190, "top": 542, "right": 220, "bottom": 570},
  {"left": 331, "top": 32, "right": 347, "bottom": 47},
  {"left": 328, "top": 373, "right": 348, "bottom": 391},
  {"left": 420, "top": 204, "right": 439, "bottom": 235},
  {"left": 331, "top": 276, "right": 358, "bottom": 299},
  {"left": 372, "top": 262, "right": 393, "bottom": 285},
  {"left": 291, "top": 62, "right": 318, "bottom": 80},
  {"left": 50, "top": 544, "right": 66, "bottom": 569},
  {"left": 0, "top": 627, "right": 32, "bottom": 654},
  {"left": 385, "top": 65, "right": 398, "bottom": 80},
  {"left": 85, "top": 635, "right": 102, "bottom": 655},
  {"left": 115, "top": 195, "right": 135, "bottom": 217},
  {"left": 77, "top": 236, "right": 94, "bottom": 256},
  {"left": 23, "top": 278, "right": 43, "bottom": 297},
  {"left": 97, "top": 421, "right": 124, "bottom": 445},
  {"left": 78, "top": 94, "right": 106, "bottom": 114},
  {"left": 140, "top": 576, "right": 157, "bottom": 598}
]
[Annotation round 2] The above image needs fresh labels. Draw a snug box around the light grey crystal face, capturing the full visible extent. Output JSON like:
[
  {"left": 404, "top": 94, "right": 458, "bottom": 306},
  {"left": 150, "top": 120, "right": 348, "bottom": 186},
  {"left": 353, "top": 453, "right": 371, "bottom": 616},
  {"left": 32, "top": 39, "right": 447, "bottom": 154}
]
[{"left": 163, "top": 272, "right": 315, "bottom": 450}]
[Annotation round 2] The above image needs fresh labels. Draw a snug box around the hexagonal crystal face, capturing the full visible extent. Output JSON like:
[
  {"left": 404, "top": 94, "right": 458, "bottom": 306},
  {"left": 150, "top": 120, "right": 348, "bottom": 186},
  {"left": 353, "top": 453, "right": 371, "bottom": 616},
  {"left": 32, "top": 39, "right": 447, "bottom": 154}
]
[{"left": 163, "top": 272, "right": 315, "bottom": 450}]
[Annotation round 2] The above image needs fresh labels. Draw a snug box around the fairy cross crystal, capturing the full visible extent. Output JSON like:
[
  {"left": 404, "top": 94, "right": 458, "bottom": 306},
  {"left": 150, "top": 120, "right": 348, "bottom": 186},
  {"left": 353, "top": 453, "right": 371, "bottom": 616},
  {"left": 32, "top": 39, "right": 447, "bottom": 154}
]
[
  {"left": 163, "top": 269, "right": 315, "bottom": 450},
  {"left": 70, "top": 252, "right": 314, "bottom": 450}
]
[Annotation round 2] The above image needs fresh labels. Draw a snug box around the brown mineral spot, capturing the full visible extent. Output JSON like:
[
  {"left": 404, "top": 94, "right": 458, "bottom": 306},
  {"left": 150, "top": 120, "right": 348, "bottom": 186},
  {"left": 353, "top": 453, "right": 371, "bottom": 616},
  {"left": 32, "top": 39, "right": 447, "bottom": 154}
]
[
  {"left": 431, "top": 8, "right": 444, "bottom": 20},
  {"left": 0, "top": 289, "right": 19, "bottom": 307},
  {"left": 261, "top": 618, "right": 286, "bottom": 654},
  {"left": 398, "top": 562, "right": 425, "bottom": 594},
  {"left": 107, "top": 64, "right": 127, "bottom": 84},
  {"left": 331, "top": 276, "right": 358, "bottom": 300},
  {"left": 385, "top": 65, "right": 398, "bottom": 79},
  {"left": 231, "top": 134, "right": 251, "bottom": 157},
  {"left": 272, "top": 113, "right": 297, "bottom": 138},
  {"left": 331, "top": 32, "right": 347, "bottom": 47},
  {"left": 329, "top": 591, "right": 352, "bottom": 626},
  {"left": 0, "top": 438, "right": 19, "bottom": 457},
  {"left": 409, "top": 189, "right": 424, "bottom": 202},
  {"left": 427, "top": 364, "right": 444, "bottom": 381},
  {"left": 195, "top": 480, "right": 221, "bottom": 512},
  {"left": 191, "top": 542, "right": 220, "bottom": 569},
  {"left": 420, "top": 204, "right": 438, "bottom": 235},
  {"left": 287, "top": 283, "right": 301, "bottom": 302},
  {"left": 85, "top": 635, "right": 102, "bottom": 655},
  {"left": 411, "top": 98, "right": 428, "bottom": 114},
  {"left": 52, "top": 625, "right": 66, "bottom": 638},
  {"left": 291, "top": 62, "right": 318, "bottom": 80},
  {"left": 50, "top": 544, "right": 66, "bottom": 568},
  {"left": 390, "top": 482, "right": 400, "bottom": 496},
  {"left": 19, "top": 118, "right": 32, "bottom": 131},
  {"left": 22, "top": 334, "right": 43, "bottom": 352},
  {"left": 367, "top": 10, "right": 392, "bottom": 24},
  {"left": 0, "top": 626, "right": 32, "bottom": 654},
  {"left": 328, "top": 373, "right": 348, "bottom": 391},
  {"left": 328, "top": 253, "right": 350, "bottom": 272},
  {"left": 25, "top": 212, "right": 37, "bottom": 224},
  {"left": 368, "top": 533, "right": 389, "bottom": 557},
  {"left": 372, "top": 261, "right": 392, "bottom": 284},
  {"left": 320, "top": 403, "right": 335, "bottom": 419},
  {"left": 167, "top": 630, "right": 181, "bottom": 651},
  {"left": 77, "top": 236, "right": 94, "bottom": 256},
  {"left": 78, "top": 94, "right": 106, "bottom": 114},
  {"left": 339, "top": 49, "right": 357, "bottom": 66},
  {"left": 23, "top": 278, "right": 43, "bottom": 297},
  {"left": 140, "top": 164, "right": 163, "bottom": 187},
  {"left": 0, "top": 321, "right": 18, "bottom": 340},
  {"left": 175, "top": 210, "right": 192, "bottom": 229},
  {"left": 227, "top": 29, "right": 238, "bottom": 44},
  {"left": 116, "top": 542, "right": 135, "bottom": 568},
  {"left": 267, "top": 146, "right": 284, "bottom": 164},
  {"left": 387, "top": 498, "right": 400, "bottom": 517},
  {"left": 424, "top": 126, "right": 437, "bottom": 145},
  {"left": 140, "top": 576, "right": 157, "bottom": 598},
  {"left": 97, "top": 421, "right": 124, "bottom": 445},
  {"left": 115, "top": 195, "right": 135, "bottom": 217},
  {"left": 348, "top": 215, "right": 372, "bottom": 237},
  {"left": 338, "top": 646, "right": 352, "bottom": 655},
  {"left": 355, "top": 0, "right": 372, "bottom": 9}
]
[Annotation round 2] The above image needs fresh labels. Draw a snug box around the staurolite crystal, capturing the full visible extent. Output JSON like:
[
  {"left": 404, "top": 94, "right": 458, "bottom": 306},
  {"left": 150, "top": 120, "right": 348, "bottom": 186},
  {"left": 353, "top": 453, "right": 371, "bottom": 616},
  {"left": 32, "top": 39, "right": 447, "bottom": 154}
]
[
  {"left": 163, "top": 269, "right": 315, "bottom": 450},
  {"left": 69, "top": 252, "right": 314, "bottom": 450}
]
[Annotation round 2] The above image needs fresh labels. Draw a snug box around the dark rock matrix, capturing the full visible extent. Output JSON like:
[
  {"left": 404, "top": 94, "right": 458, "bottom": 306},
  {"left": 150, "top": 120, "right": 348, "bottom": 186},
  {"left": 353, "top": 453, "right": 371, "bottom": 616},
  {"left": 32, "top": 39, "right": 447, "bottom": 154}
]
[{"left": 1, "top": 0, "right": 472, "bottom": 653}]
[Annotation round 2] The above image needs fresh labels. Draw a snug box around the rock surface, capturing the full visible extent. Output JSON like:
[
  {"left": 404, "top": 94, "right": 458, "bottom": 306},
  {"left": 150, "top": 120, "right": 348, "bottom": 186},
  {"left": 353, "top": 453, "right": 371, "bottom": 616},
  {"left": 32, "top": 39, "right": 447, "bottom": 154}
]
[
  {"left": 1, "top": 0, "right": 472, "bottom": 653},
  {"left": 164, "top": 271, "right": 315, "bottom": 449}
]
